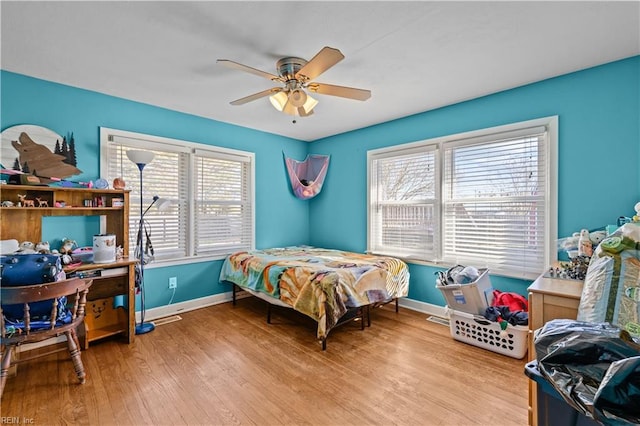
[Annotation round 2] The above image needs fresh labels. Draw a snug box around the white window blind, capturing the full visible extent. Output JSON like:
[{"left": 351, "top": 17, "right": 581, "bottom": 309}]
[
  {"left": 104, "top": 140, "right": 189, "bottom": 261},
  {"left": 194, "top": 153, "right": 252, "bottom": 256},
  {"left": 369, "top": 146, "right": 438, "bottom": 260},
  {"left": 101, "top": 128, "right": 254, "bottom": 263},
  {"left": 442, "top": 128, "right": 547, "bottom": 277},
  {"left": 367, "top": 118, "right": 556, "bottom": 279}
]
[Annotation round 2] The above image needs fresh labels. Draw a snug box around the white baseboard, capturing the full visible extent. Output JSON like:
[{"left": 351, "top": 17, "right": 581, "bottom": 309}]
[
  {"left": 398, "top": 298, "right": 448, "bottom": 318},
  {"left": 137, "top": 291, "right": 244, "bottom": 322}
]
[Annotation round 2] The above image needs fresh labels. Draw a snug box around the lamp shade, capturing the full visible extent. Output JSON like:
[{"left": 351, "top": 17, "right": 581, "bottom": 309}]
[
  {"left": 143, "top": 195, "right": 172, "bottom": 217},
  {"left": 302, "top": 95, "right": 318, "bottom": 114},
  {"left": 127, "top": 150, "right": 155, "bottom": 166},
  {"left": 288, "top": 88, "right": 307, "bottom": 107},
  {"left": 269, "top": 91, "right": 288, "bottom": 111},
  {"left": 155, "top": 198, "right": 172, "bottom": 212},
  {"left": 270, "top": 90, "right": 318, "bottom": 116}
]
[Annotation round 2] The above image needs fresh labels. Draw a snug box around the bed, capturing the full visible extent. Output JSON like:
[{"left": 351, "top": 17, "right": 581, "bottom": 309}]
[{"left": 219, "top": 246, "right": 410, "bottom": 349}]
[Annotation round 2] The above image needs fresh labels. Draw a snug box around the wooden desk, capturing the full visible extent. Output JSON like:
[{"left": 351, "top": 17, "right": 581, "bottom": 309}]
[
  {"left": 66, "top": 258, "right": 137, "bottom": 349},
  {"left": 6, "top": 258, "right": 136, "bottom": 378},
  {"left": 527, "top": 273, "right": 584, "bottom": 426},
  {"left": 0, "top": 184, "right": 134, "bottom": 349}
]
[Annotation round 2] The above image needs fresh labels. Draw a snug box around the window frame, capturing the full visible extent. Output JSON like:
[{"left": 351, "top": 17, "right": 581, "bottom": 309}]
[
  {"left": 368, "top": 144, "right": 441, "bottom": 260},
  {"left": 367, "top": 116, "right": 558, "bottom": 279},
  {"left": 99, "top": 127, "right": 255, "bottom": 268}
]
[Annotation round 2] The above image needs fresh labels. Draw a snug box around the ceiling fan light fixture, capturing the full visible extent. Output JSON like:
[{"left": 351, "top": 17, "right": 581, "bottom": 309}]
[
  {"left": 272, "top": 91, "right": 318, "bottom": 116},
  {"left": 282, "top": 93, "right": 318, "bottom": 116},
  {"left": 282, "top": 100, "right": 298, "bottom": 116},
  {"left": 269, "top": 91, "right": 288, "bottom": 111},
  {"left": 302, "top": 94, "right": 318, "bottom": 114},
  {"left": 288, "top": 88, "right": 307, "bottom": 107}
]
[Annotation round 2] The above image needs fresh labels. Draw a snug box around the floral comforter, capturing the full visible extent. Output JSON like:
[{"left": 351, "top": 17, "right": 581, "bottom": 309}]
[{"left": 219, "top": 246, "right": 410, "bottom": 339}]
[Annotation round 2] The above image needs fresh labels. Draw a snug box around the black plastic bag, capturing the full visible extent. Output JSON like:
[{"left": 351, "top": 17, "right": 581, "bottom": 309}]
[{"left": 534, "top": 319, "right": 640, "bottom": 425}]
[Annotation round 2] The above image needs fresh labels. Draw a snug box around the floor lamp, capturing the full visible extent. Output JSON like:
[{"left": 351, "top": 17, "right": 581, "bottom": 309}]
[{"left": 127, "top": 149, "right": 156, "bottom": 335}]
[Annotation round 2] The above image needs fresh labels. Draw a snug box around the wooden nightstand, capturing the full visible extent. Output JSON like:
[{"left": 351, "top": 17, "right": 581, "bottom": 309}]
[{"left": 527, "top": 272, "right": 584, "bottom": 426}]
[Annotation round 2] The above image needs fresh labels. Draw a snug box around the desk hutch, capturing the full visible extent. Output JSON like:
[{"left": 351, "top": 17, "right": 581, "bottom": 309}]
[{"left": 0, "top": 184, "right": 136, "bottom": 349}]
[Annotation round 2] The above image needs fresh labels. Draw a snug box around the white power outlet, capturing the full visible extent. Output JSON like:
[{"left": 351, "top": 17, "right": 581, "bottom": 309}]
[{"left": 168, "top": 277, "right": 177, "bottom": 289}]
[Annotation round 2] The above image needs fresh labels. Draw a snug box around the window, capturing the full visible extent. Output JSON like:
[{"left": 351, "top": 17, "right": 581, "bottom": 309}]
[
  {"left": 100, "top": 128, "right": 254, "bottom": 264},
  {"left": 368, "top": 117, "right": 557, "bottom": 279},
  {"left": 368, "top": 145, "right": 439, "bottom": 259}
]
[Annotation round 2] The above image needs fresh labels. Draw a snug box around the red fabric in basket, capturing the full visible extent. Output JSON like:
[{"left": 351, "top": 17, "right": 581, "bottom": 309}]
[{"left": 492, "top": 289, "right": 529, "bottom": 312}]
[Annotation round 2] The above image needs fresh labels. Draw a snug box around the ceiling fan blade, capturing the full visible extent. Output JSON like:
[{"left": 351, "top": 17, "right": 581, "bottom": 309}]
[
  {"left": 295, "top": 47, "right": 344, "bottom": 81},
  {"left": 217, "top": 59, "right": 282, "bottom": 81},
  {"left": 230, "top": 87, "right": 282, "bottom": 105},
  {"left": 306, "top": 82, "right": 371, "bottom": 101}
]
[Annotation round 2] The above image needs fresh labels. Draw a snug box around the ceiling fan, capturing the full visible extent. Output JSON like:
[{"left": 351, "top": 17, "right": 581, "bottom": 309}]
[{"left": 217, "top": 46, "right": 371, "bottom": 117}]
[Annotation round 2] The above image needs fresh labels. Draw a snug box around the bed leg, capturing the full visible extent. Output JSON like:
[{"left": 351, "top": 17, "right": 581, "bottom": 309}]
[
  {"left": 367, "top": 305, "right": 371, "bottom": 327},
  {"left": 321, "top": 338, "right": 327, "bottom": 351},
  {"left": 360, "top": 307, "right": 365, "bottom": 330},
  {"left": 395, "top": 297, "right": 399, "bottom": 313},
  {"left": 232, "top": 284, "right": 237, "bottom": 306},
  {"left": 267, "top": 303, "right": 271, "bottom": 324}
]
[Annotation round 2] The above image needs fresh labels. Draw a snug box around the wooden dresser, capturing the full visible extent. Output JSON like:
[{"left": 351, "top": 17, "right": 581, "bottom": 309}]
[{"left": 527, "top": 272, "right": 584, "bottom": 426}]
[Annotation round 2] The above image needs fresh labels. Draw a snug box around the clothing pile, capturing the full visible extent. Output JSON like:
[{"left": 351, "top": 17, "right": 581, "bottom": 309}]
[{"left": 483, "top": 289, "right": 529, "bottom": 336}]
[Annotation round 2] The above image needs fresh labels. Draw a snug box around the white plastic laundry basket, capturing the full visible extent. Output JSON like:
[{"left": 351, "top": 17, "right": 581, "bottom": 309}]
[{"left": 449, "top": 309, "right": 528, "bottom": 359}]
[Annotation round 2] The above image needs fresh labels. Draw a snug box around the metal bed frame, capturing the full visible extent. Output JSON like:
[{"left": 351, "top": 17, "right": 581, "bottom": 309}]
[{"left": 230, "top": 283, "right": 398, "bottom": 350}]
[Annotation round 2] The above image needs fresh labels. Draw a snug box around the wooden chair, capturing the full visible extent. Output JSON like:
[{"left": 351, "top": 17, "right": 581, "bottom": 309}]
[{"left": 0, "top": 278, "right": 92, "bottom": 398}]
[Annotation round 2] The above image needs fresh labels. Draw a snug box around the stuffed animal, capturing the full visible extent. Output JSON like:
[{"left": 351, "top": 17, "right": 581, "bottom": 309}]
[
  {"left": 35, "top": 241, "right": 50, "bottom": 253},
  {"left": 578, "top": 229, "right": 593, "bottom": 257},
  {"left": 634, "top": 201, "right": 640, "bottom": 222},
  {"left": 589, "top": 230, "right": 607, "bottom": 246},
  {"left": 59, "top": 238, "right": 77, "bottom": 255},
  {"left": 559, "top": 232, "right": 581, "bottom": 251},
  {"left": 18, "top": 241, "right": 37, "bottom": 254}
]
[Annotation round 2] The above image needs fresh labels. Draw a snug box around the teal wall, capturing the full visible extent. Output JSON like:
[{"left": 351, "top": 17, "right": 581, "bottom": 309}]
[
  {"left": 2, "top": 56, "right": 639, "bottom": 312},
  {"left": 309, "top": 56, "right": 640, "bottom": 306},
  {"left": 0, "top": 70, "right": 309, "bottom": 309}
]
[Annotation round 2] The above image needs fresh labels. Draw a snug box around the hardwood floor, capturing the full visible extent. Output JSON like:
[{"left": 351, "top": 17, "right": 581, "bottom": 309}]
[{"left": 1, "top": 298, "right": 529, "bottom": 425}]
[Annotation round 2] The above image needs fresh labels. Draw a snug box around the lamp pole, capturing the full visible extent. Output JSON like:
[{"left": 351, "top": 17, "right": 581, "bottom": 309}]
[{"left": 127, "top": 150, "right": 156, "bottom": 335}]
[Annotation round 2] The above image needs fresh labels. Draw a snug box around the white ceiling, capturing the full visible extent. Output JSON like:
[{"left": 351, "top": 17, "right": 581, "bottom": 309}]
[{"left": 2, "top": 1, "right": 639, "bottom": 142}]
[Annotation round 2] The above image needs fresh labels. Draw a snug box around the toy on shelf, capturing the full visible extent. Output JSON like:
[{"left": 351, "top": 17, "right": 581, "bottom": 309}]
[
  {"left": 558, "top": 228, "right": 606, "bottom": 259},
  {"left": 18, "top": 241, "right": 36, "bottom": 254},
  {"left": 35, "top": 241, "right": 51, "bottom": 253},
  {"left": 578, "top": 229, "right": 593, "bottom": 257},
  {"left": 59, "top": 238, "right": 77, "bottom": 255},
  {"left": 17, "top": 194, "right": 35, "bottom": 207},
  {"left": 560, "top": 255, "right": 591, "bottom": 280}
]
